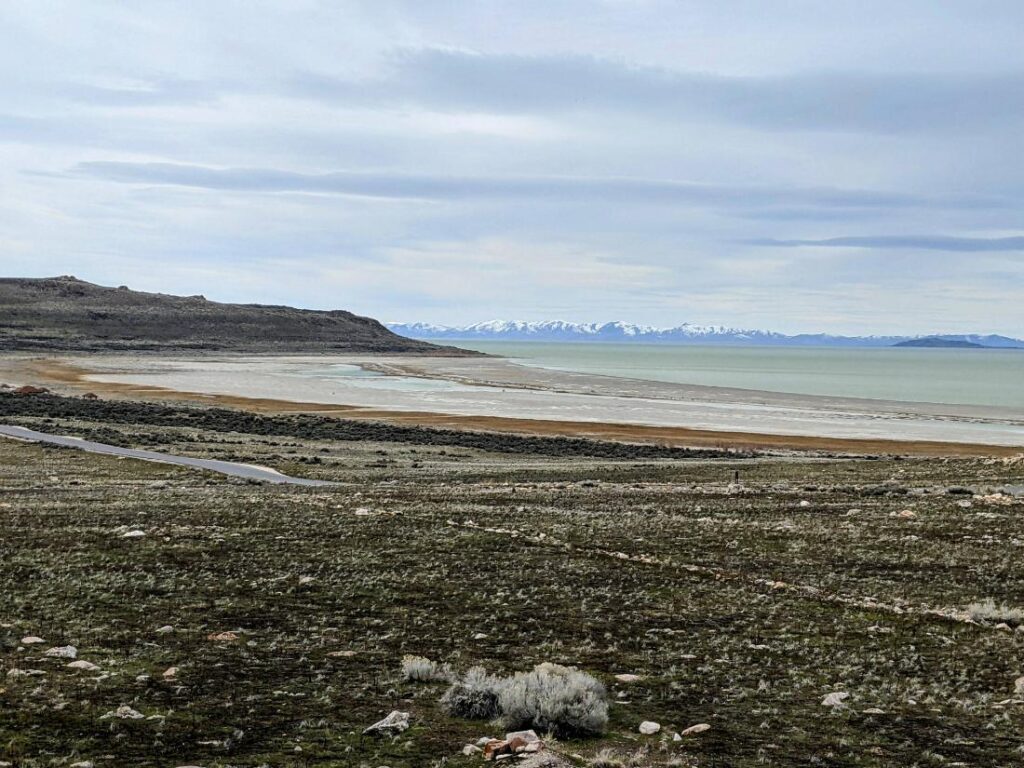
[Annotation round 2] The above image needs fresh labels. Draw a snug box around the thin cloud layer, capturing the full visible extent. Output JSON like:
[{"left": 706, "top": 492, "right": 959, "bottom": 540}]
[
  {"left": 1, "top": 1, "right": 1023, "bottom": 334},
  {"left": 752, "top": 236, "right": 1024, "bottom": 252}
]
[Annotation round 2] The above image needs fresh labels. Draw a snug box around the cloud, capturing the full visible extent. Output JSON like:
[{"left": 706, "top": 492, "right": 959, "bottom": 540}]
[
  {"left": 750, "top": 235, "right": 1024, "bottom": 252},
  {"left": 291, "top": 49, "right": 1024, "bottom": 135},
  {"left": 74, "top": 160, "right": 956, "bottom": 211}
]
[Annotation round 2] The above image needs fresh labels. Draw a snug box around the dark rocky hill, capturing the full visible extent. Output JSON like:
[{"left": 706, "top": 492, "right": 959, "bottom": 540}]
[{"left": 0, "top": 276, "right": 473, "bottom": 355}]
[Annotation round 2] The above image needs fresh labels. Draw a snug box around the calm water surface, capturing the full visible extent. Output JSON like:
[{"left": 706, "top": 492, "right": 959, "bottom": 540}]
[{"left": 446, "top": 342, "right": 1024, "bottom": 409}]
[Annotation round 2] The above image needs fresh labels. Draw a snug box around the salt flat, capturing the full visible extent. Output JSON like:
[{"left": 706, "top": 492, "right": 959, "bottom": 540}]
[{"left": 45, "top": 354, "right": 1024, "bottom": 448}]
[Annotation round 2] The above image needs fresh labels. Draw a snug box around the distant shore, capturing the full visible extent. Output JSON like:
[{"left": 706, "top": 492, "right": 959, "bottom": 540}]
[{"left": 3, "top": 353, "right": 1022, "bottom": 456}]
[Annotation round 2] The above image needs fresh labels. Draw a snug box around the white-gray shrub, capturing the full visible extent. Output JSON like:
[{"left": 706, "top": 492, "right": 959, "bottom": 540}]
[
  {"left": 440, "top": 666, "right": 503, "bottom": 719},
  {"left": 401, "top": 654, "right": 453, "bottom": 683},
  {"left": 497, "top": 662, "right": 608, "bottom": 736},
  {"left": 966, "top": 599, "right": 1024, "bottom": 624}
]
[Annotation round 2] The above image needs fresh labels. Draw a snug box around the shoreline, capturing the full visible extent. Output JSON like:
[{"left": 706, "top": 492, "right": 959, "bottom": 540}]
[{"left": 5, "top": 355, "right": 1022, "bottom": 458}]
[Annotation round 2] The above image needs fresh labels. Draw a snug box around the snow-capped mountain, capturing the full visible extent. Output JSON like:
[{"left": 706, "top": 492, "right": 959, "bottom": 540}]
[{"left": 387, "top": 321, "right": 1024, "bottom": 348}]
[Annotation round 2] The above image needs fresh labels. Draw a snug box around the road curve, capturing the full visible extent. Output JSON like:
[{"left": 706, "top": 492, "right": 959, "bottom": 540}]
[{"left": 0, "top": 425, "right": 333, "bottom": 486}]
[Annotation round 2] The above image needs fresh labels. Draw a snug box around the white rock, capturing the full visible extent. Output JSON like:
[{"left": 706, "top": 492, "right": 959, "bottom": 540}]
[
  {"left": 463, "top": 745, "right": 482, "bottom": 755},
  {"left": 155, "top": 625, "right": 175, "bottom": 634},
  {"left": 298, "top": 575, "right": 315, "bottom": 585},
  {"left": 363, "top": 710, "right": 410, "bottom": 736},
  {"left": 1014, "top": 675, "right": 1024, "bottom": 696},
  {"left": 69, "top": 762, "right": 95, "bottom": 768},
  {"left": 68, "top": 660, "right": 101, "bottom": 672},
  {"left": 798, "top": 500, "right": 811, "bottom": 508},
  {"left": 614, "top": 673, "right": 643, "bottom": 683},
  {"left": 121, "top": 529, "right": 146, "bottom": 538},
  {"left": 822, "top": 691, "right": 850, "bottom": 708},
  {"left": 862, "top": 707, "right": 885, "bottom": 714},
  {"left": 21, "top": 636, "right": 45, "bottom": 645},
  {"left": 104, "top": 705, "right": 145, "bottom": 720},
  {"left": 45, "top": 645, "right": 77, "bottom": 659},
  {"left": 473, "top": 632, "right": 488, "bottom": 640},
  {"left": 638, "top": 721, "right": 661, "bottom": 735},
  {"left": 681, "top": 723, "right": 711, "bottom": 736}
]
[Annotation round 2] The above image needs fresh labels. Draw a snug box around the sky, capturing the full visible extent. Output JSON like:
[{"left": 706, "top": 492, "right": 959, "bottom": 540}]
[{"left": 2, "top": 1, "right": 1023, "bottom": 335}]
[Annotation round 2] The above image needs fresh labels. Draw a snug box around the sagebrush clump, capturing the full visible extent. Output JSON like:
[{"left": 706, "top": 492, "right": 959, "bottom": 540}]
[
  {"left": 401, "top": 654, "right": 453, "bottom": 683},
  {"left": 498, "top": 662, "right": 608, "bottom": 736},
  {"left": 440, "top": 666, "right": 504, "bottom": 719},
  {"left": 966, "top": 599, "right": 1024, "bottom": 625}
]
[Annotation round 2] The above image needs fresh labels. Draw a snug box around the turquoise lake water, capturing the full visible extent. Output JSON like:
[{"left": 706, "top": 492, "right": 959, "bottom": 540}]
[{"left": 443, "top": 342, "right": 1024, "bottom": 409}]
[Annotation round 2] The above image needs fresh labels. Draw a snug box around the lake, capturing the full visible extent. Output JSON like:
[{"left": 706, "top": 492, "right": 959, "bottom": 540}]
[{"left": 441, "top": 341, "right": 1024, "bottom": 409}]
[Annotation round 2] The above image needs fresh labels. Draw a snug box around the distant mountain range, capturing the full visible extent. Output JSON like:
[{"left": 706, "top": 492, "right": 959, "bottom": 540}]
[{"left": 387, "top": 320, "right": 1024, "bottom": 348}]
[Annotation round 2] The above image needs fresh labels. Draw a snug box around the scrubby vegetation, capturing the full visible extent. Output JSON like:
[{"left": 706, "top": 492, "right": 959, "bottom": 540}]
[
  {"left": 441, "top": 666, "right": 505, "bottom": 720},
  {"left": 498, "top": 663, "right": 608, "bottom": 736},
  {"left": 1, "top": 393, "right": 1023, "bottom": 765},
  {"left": 402, "top": 654, "right": 454, "bottom": 683}
]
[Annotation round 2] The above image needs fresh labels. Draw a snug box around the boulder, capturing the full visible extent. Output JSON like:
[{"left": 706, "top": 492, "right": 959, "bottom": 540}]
[{"left": 638, "top": 721, "right": 661, "bottom": 735}]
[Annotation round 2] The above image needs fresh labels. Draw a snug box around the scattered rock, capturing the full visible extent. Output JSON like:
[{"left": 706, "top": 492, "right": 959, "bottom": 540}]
[
  {"left": 155, "top": 625, "right": 175, "bottom": 634},
  {"left": 7, "top": 668, "right": 46, "bottom": 678},
  {"left": 614, "top": 673, "right": 643, "bottom": 683},
  {"left": 21, "top": 636, "right": 45, "bottom": 645},
  {"left": 298, "top": 575, "right": 315, "bottom": 585},
  {"left": 45, "top": 645, "right": 77, "bottom": 659},
  {"left": 681, "top": 723, "right": 711, "bottom": 736},
  {"left": 327, "top": 649, "right": 357, "bottom": 657},
  {"left": 896, "top": 509, "right": 916, "bottom": 519},
  {"left": 862, "top": 707, "right": 885, "bottom": 714},
  {"left": 69, "top": 762, "right": 95, "bottom": 768},
  {"left": 798, "top": 500, "right": 811, "bottom": 508},
  {"left": 473, "top": 632, "right": 488, "bottom": 640},
  {"left": 82, "top": 392, "right": 99, "bottom": 400},
  {"left": 822, "top": 691, "right": 850, "bottom": 708},
  {"left": 638, "top": 720, "right": 661, "bottom": 735},
  {"left": 1014, "top": 676, "right": 1024, "bottom": 696},
  {"left": 102, "top": 705, "right": 145, "bottom": 720},
  {"left": 163, "top": 666, "right": 179, "bottom": 679},
  {"left": 68, "top": 660, "right": 101, "bottom": 672},
  {"left": 362, "top": 710, "right": 410, "bottom": 737},
  {"left": 506, "top": 729, "right": 543, "bottom": 754},
  {"left": 484, "top": 739, "right": 510, "bottom": 760},
  {"left": 121, "top": 529, "right": 146, "bottom": 538},
  {"left": 463, "top": 744, "right": 482, "bottom": 756},
  {"left": 206, "top": 631, "right": 239, "bottom": 642}
]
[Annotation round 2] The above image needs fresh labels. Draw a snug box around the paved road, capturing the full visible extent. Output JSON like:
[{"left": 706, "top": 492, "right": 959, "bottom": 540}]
[{"left": 0, "top": 425, "right": 333, "bottom": 486}]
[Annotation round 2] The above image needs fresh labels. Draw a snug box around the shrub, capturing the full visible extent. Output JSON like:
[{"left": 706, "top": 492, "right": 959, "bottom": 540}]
[
  {"left": 966, "top": 599, "right": 1024, "bottom": 625},
  {"left": 401, "top": 654, "right": 453, "bottom": 683},
  {"left": 440, "top": 666, "right": 503, "bottom": 719},
  {"left": 497, "top": 662, "right": 608, "bottom": 736},
  {"left": 589, "top": 748, "right": 625, "bottom": 768}
]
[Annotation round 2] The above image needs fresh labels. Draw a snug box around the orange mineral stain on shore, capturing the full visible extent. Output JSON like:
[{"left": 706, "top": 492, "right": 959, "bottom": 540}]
[{"left": 15, "top": 357, "right": 1023, "bottom": 458}]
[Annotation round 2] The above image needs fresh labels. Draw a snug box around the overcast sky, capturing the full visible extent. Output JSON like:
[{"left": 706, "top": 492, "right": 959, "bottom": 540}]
[{"left": 2, "top": 1, "right": 1023, "bottom": 334}]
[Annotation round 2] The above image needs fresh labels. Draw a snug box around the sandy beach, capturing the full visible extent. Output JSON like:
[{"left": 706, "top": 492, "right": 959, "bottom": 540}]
[{"left": 6, "top": 354, "right": 1023, "bottom": 454}]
